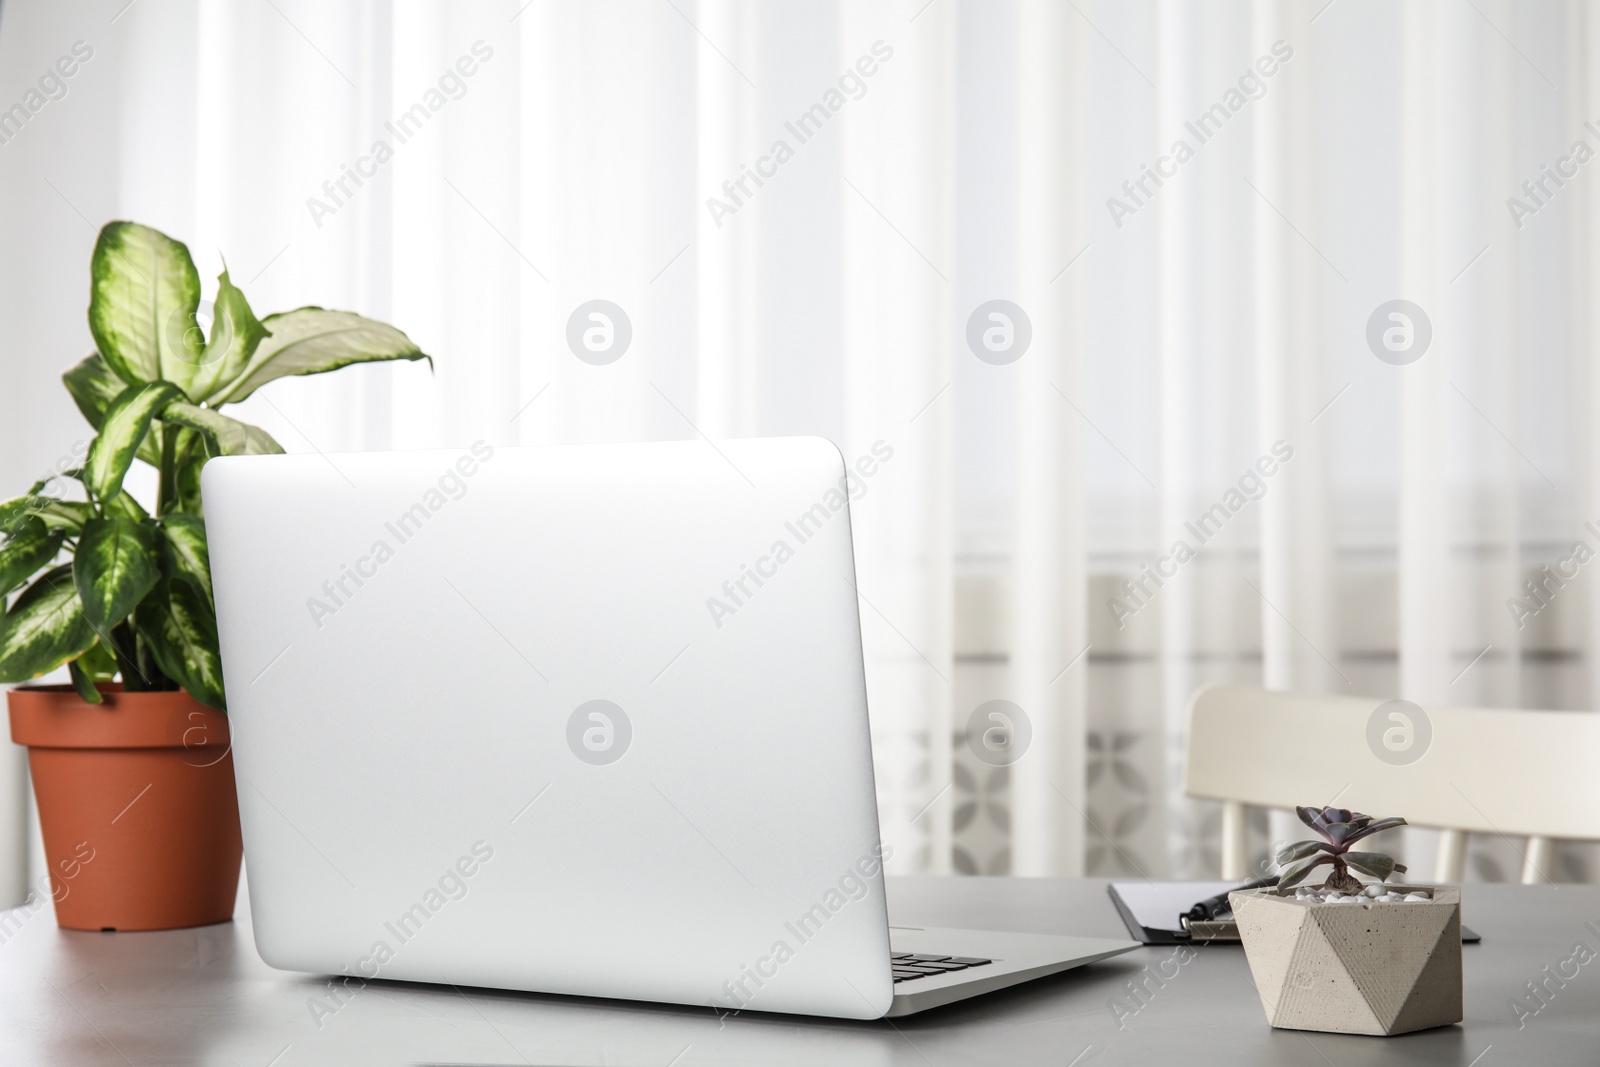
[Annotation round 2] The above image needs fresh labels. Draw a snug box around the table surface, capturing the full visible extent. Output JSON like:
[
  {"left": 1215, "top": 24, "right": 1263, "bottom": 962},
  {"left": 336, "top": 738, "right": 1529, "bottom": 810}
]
[{"left": 1, "top": 875, "right": 1595, "bottom": 1066}]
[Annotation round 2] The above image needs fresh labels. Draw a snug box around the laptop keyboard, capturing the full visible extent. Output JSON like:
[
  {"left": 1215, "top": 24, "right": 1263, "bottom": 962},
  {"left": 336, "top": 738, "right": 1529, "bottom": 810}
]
[{"left": 891, "top": 953, "right": 994, "bottom": 984}]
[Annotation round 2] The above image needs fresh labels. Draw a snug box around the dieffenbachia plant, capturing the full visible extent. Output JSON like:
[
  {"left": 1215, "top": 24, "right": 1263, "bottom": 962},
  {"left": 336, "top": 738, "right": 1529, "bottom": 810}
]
[
  {"left": 0, "top": 221, "right": 429, "bottom": 710},
  {"left": 1274, "top": 806, "right": 1409, "bottom": 894}
]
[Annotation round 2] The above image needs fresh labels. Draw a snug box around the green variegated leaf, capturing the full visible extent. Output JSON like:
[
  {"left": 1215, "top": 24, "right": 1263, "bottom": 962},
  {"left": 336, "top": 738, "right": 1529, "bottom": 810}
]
[
  {"left": 83, "top": 381, "right": 183, "bottom": 502},
  {"left": 0, "top": 514, "right": 41, "bottom": 545},
  {"left": 0, "top": 565, "right": 98, "bottom": 683},
  {"left": 32, "top": 500, "right": 93, "bottom": 534},
  {"left": 64, "top": 353, "right": 165, "bottom": 466},
  {"left": 0, "top": 518, "right": 65, "bottom": 599},
  {"left": 106, "top": 621, "right": 162, "bottom": 690},
  {"left": 167, "top": 426, "right": 213, "bottom": 515},
  {"left": 1343, "top": 852, "right": 1408, "bottom": 882},
  {"left": 0, "top": 498, "right": 37, "bottom": 539},
  {"left": 68, "top": 659, "right": 103, "bottom": 704},
  {"left": 77, "top": 637, "right": 119, "bottom": 681},
  {"left": 134, "top": 579, "right": 225, "bottom": 710},
  {"left": 62, "top": 352, "right": 124, "bottom": 427},
  {"left": 187, "top": 270, "right": 270, "bottom": 402},
  {"left": 103, "top": 490, "right": 150, "bottom": 524},
  {"left": 211, "top": 306, "right": 429, "bottom": 405},
  {"left": 175, "top": 446, "right": 207, "bottom": 515},
  {"left": 88, "top": 222, "right": 204, "bottom": 392},
  {"left": 160, "top": 401, "right": 284, "bottom": 456},
  {"left": 160, "top": 513, "right": 212, "bottom": 603},
  {"left": 73, "top": 517, "right": 161, "bottom": 632},
  {"left": 0, "top": 496, "right": 93, "bottom": 538}
]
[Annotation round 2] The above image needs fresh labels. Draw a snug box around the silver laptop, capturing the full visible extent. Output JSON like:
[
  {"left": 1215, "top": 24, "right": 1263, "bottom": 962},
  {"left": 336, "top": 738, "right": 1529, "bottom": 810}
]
[{"left": 202, "top": 436, "right": 1136, "bottom": 1019}]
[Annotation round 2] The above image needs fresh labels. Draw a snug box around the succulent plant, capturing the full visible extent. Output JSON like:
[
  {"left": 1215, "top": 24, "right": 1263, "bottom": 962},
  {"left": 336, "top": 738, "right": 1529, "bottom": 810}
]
[{"left": 1274, "top": 806, "right": 1408, "bottom": 895}]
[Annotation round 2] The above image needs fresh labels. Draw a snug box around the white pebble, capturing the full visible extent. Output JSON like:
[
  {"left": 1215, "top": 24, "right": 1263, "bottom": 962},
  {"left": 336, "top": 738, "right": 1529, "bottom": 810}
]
[
  {"left": 1362, "top": 884, "right": 1384, "bottom": 898},
  {"left": 1404, "top": 891, "right": 1430, "bottom": 902}
]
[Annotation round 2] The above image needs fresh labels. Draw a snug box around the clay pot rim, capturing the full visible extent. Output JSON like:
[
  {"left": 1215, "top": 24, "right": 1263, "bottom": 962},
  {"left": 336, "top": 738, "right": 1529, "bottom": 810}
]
[
  {"left": 8, "top": 683, "right": 230, "bottom": 750},
  {"left": 15, "top": 682, "right": 151, "bottom": 695}
]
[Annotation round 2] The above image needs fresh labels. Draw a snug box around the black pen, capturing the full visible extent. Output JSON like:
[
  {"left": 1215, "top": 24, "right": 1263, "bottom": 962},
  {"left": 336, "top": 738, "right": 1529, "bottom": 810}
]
[{"left": 1183, "top": 876, "right": 1279, "bottom": 924}]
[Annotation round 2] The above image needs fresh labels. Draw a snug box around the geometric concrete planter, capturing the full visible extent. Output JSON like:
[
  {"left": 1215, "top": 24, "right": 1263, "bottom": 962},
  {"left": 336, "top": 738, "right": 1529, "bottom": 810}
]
[{"left": 1230, "top": 886, "right": 1462, "bottom": 1036}]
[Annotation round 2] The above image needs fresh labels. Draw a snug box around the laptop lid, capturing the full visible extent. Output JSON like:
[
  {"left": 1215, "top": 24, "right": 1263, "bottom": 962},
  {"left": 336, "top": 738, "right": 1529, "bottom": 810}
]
[{"left": 203, "top": 437, "right": 895, "bottom": 1019}]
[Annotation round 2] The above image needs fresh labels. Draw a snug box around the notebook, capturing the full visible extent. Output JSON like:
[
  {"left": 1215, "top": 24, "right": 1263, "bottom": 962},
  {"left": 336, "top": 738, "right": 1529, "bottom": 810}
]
[{"left": 1108, "top": 881, "right": 1481, "bottom": 945}]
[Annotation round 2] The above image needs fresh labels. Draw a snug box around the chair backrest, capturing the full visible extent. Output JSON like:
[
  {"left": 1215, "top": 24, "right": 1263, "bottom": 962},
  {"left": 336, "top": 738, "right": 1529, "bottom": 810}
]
[{"left": 1186, "top": 684, "right": 1600, "bottom": 843}]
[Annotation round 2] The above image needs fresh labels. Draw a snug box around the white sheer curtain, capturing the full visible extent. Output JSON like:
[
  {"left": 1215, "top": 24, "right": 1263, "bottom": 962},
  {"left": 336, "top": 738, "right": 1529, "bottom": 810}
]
[{"left": 2, "top": 0, "right": 1597, "bottom": 905}]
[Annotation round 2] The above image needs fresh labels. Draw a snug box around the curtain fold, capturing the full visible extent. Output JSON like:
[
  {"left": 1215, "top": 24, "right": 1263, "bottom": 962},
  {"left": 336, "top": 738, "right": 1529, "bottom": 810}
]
[
  {"left": 1576, "top": 0, "right": 1600, "bottom": 885},
  {"left": 694, "top": 0, "right": 761, "bottom": 440},
  {"left": 1154, "top": 0, "right": 1203, "bottom": 879},
  {"left": 1396, "top": 0, "right": 1451, "bottom": 880},
  {"left": 1, "top": 0, "right": 1597, "bottom": 904},
  {"left": 1008, "top": 0, "right": 1088, "bottom": 878},
  {"left": 1252, "top": 0, "right": 1337, "bottom": 867},
  {"left": 839, "top": 0, "right": 956, "bottom": 875}
]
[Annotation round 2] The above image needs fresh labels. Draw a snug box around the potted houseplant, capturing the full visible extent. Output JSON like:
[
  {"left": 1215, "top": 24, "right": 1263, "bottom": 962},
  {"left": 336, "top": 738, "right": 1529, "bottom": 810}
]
[
  {"left": 1231, "top": 806, "right": 1462, "bottom": 1036},
  {"left": 1, "top": 221, "right": 428, "bottom": 931}
]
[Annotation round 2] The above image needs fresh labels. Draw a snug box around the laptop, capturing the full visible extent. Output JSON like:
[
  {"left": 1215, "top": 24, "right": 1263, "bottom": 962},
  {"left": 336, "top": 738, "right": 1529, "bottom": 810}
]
[{"left": 202, "top": 436, "right": 1137, "bottom": 1020}]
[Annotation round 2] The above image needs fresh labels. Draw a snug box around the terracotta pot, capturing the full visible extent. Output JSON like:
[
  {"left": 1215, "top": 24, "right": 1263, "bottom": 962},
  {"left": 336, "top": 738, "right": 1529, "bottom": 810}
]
[{"left": 8, "top": 684, "right": 242, "bottom": 931}]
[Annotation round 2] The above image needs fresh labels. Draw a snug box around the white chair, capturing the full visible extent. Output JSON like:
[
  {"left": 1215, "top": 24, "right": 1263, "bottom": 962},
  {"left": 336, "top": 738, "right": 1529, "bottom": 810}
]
[{"left": 1184, "top": 684, "right": 1600, "bottom": 885}]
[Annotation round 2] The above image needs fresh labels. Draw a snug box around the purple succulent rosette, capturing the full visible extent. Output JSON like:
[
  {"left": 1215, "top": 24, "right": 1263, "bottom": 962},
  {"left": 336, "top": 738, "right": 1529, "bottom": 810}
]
[{"left": 1273, "top": 806, "right": 1409, "bottom": 895}]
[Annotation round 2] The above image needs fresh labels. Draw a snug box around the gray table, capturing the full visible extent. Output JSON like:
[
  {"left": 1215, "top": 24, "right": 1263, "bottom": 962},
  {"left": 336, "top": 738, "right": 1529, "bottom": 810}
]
[{"left": 1, "top": 876, "right": 1593, "bottom": 1065}]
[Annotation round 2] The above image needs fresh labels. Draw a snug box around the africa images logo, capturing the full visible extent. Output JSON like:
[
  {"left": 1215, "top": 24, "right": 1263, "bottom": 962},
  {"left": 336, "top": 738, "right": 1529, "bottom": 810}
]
[
  {"left": 1366, "top": 300, "right": 1432, "bottom": 366},
  {"left": 305, "top": 41, "right": 495, "bottom": 228},
  {"left": 566, "top": 300, "right": 632, "bottom": 365},
  {"left": 305, "top": 441, "right": 495, "bottom": 629},
  {"left": 965, "top": 700, "right": 1031, "bottom": 766},
  {"left": 1366, "top": 699, "right": 1431, "bottom": 766},
  {"left": 306, "top": 841, "right": 495, "bottom": 1029},
  {"left": 966, "top": 301, "right": 1031, "bottom": 365},
  {"left": 566, "top": 699, "right": 632, "bottom": 765},
  {"left": 1105, "top": 40, "right": 1293, "bottom": 229},
  {"left": 0, "top": 40, "right": 94, "bottom": 149},
  {"left": 704, "top": 441, "right": 893, "bottom": 629},
  {"left": 704, "top": 41, "right": 895, "bottom": 228}
]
